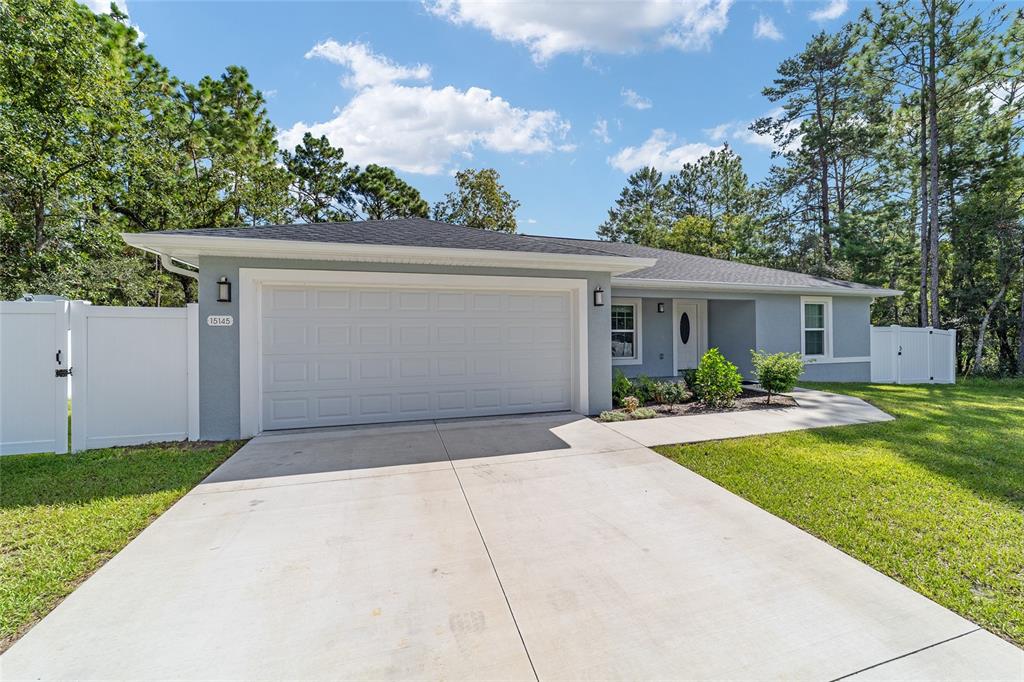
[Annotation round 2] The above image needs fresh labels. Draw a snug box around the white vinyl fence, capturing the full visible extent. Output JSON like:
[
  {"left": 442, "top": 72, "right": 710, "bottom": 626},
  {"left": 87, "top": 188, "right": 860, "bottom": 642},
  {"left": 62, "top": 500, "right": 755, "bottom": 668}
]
[
  {"left": 0, "top": 299, "right": 198, "bottom": 455},
  {"left": 870, "top": 325, "right": 956, "bottom": 384}
]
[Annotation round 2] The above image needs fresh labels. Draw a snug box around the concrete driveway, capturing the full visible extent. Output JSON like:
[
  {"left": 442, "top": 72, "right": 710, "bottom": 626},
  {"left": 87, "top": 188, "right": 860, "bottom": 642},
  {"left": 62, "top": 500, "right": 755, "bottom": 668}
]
[{"left": 4, "top": 413, "right": 1022, "bottom": 680}]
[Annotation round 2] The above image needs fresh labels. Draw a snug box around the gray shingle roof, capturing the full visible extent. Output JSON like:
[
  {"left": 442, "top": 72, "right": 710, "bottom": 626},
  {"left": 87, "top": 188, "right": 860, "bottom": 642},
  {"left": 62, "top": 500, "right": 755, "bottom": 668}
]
[
  {"left": 529, "top": 236, "right": 888, "bottom": 293},
  {"left": 160, "top": 218, "right": 616, "bottom": 257}
]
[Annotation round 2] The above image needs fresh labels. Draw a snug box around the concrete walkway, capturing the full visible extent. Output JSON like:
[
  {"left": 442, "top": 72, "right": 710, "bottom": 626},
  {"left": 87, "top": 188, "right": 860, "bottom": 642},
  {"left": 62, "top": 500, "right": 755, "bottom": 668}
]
[
  {"left": 602, "top": 387, "right": 894, "bottom": 446},
  {"left": 3, "top": 412, "right": 1021, "bottom": 680}
]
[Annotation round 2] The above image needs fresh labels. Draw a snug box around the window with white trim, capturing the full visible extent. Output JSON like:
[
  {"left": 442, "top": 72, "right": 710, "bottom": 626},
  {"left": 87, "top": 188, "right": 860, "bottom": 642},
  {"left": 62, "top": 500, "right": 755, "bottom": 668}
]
[
  {"left": 611, "top": 298, "right": 642, "bottom": 365},
  {"left": 801, "top": 296, "right": 832, "bottom": 358}
]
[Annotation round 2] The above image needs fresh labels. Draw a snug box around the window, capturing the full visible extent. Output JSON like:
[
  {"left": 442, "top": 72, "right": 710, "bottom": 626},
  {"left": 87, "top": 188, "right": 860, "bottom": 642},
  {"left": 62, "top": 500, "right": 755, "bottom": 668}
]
[
  {"left": 611, "top": 298, "right": 642, "bottom": 365},
  {"left": 801, "top": 297, "right": 831, "bottom": 358}
]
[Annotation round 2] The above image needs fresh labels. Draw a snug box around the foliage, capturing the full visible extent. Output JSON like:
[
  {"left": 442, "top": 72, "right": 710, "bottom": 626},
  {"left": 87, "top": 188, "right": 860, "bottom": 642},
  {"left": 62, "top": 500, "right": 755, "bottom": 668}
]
[
  {"left": 350, "top": 164, "right": 429, "bottom": 221},
  {"left": 432, "top": 168, "right": 519, "bottom": 232},
  {"left": 622, "top": 396, "right": 640, "bottom": 414},
  {"left": 598, "top": 410, "right": 630, "bottom": 422},
  {"left": 656, "top": 379, "right": 1024, "bottom": 646},
  {"left": 679, "top": 368, "right": 698, "bottom": 392},
  {"left": 612, "top": 369, "right": 633, "bottom": 406},
  {"left": 0, "top": 439, "right": 243, "bottom": 650},
  {"left": 281, "top": 133, "right": 356, "bottom": 223},
  {"left": 650, "top": 380, "right": 690, "bottom": 405},
  {"left": 750, "top": 350, "right": 805, "bottom": 403},
  {"left": 633, "top": 407, "right": 657, "bottom": 419},
  {"left": 693, "top": 348, "right": 743, "bottom": 408}
]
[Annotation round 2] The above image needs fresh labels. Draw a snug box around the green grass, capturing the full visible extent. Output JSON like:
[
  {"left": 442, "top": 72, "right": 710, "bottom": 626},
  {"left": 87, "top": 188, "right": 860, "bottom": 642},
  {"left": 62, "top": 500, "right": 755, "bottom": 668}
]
[
  {"left": 655, "top": 378, "right": 1024, "bottom": 647},
  {"left": 0, "top": 440, "right": 243, "bottom": 651}
]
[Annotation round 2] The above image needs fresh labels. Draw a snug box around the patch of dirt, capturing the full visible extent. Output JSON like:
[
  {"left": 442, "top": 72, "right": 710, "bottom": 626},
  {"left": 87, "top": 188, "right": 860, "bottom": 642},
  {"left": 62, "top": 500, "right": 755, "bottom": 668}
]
[{"left": 600, "top": 388, "right": 798, "bottom": 420}]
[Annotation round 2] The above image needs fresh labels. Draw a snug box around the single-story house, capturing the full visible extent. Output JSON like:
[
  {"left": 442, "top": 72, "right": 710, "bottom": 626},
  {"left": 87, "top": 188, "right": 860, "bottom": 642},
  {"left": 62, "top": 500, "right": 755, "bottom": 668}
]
[{"left": 123, "top": 218, "right": 900, "bottom": 440}]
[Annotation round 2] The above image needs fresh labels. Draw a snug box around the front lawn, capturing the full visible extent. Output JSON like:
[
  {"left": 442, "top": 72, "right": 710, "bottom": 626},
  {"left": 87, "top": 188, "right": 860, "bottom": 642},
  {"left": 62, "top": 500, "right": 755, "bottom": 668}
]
[
  {"left": 656, "top": 378, "right": 1024, "bottom": 647},
  {"left": 0, "top": 440, "right": 243, "bottom": 651}
]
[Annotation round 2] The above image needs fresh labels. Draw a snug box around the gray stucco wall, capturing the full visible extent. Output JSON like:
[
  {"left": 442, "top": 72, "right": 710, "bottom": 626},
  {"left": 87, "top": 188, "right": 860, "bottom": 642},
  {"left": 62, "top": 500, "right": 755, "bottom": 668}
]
[
  {"left": 708, "top": 299, "right": 757, "bottom": 379},
  {"left": 613, "top": 287, "right": 875, "bottom": 385},
  {"left": 613, "top": 297, "right": 673, "bottom": 378},
  {"left": 198, "top": 256, "right": 611, "bottom": 440}
]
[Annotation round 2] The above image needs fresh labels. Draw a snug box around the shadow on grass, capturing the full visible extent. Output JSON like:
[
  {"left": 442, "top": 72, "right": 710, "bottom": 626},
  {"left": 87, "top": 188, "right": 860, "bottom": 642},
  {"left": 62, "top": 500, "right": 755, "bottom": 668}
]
[
  {"left": 799, "top": 379, "right": 1024, "bottom": 510},
  {"left": 0, "top": 440, "right": 243, "bottom": 510}
]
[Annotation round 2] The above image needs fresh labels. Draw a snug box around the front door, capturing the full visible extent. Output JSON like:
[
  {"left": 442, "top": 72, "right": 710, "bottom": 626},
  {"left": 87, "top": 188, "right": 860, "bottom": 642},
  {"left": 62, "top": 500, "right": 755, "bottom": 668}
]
[{"left": 674, "top": 301, "right": 700, "bottom": 372}]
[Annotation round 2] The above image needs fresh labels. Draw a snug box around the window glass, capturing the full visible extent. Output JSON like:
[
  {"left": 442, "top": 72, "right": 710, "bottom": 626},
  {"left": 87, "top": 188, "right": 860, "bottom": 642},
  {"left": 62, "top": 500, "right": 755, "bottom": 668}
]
[
  {"left": 611, "top": 305, "right": 634, "bottom": 331},
  {"left": 804, "top": 303, "right": 825, "bottom": 329},
  {"left": 611, "top": 332, "right": 635, "bottom": 358},
  {"left": 804, "top": 330, "right": 825, "bottom": 356}
]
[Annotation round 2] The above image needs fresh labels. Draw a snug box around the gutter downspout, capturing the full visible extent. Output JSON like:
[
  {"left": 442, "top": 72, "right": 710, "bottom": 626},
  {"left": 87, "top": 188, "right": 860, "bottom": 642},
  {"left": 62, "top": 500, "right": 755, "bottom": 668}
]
[{"left": 157, "top": 252, "right": 199, "bottom": 280}]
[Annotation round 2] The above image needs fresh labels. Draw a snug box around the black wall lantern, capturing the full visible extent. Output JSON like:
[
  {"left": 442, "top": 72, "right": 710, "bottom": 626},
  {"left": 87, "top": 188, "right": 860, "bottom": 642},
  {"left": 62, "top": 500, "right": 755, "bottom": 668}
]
[
  {"left": 657, "top": 302, "right": 665, "bottom": 313},
  {"left": 217, "top": 276, "right": 232, "bottom": 303},
  {"left": 593, "top": 286, "right": 604, "bottom": 307}
]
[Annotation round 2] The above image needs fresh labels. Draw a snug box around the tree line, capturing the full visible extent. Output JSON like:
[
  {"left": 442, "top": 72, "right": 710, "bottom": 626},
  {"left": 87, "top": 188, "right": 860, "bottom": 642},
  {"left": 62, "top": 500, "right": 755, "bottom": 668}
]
[
  {"left": 599, "top": 1, "right": 1023, "bottom": 376},
  {"left": 0, "top": 0, "right": 519, "bottom": 306}
]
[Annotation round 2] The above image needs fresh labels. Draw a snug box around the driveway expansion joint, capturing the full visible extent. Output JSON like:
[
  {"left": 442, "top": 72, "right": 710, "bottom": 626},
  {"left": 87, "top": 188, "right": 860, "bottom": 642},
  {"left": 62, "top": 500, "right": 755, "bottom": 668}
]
[
  {"left": 434, "top": 420, "right": 540, "bottom": 682},
  {"left": 830, "top": 627, "right": 982, "bottom": 680}
]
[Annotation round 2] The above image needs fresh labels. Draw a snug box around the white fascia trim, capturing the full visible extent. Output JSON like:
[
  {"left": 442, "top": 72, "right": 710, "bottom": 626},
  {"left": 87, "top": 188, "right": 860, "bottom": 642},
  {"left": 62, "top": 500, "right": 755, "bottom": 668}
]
[
  {"left": 122, "top": 233, "right": 656, "bottom": 275},
  {"left": 237, "top": 268, "right": 591, "bottom": 438},
  {"left": 612, "top": 277, "right": 902, "bottom": 298}
]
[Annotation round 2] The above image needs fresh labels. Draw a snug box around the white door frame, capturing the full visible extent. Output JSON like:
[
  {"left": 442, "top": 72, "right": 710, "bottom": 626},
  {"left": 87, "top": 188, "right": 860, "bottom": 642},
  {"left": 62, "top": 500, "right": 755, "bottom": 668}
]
[
  {"left": 238, "top": 268, "right": 590, "bottom": 437},
  {"left": 671, "top": 298, "right": 708, "bottom": 374}
]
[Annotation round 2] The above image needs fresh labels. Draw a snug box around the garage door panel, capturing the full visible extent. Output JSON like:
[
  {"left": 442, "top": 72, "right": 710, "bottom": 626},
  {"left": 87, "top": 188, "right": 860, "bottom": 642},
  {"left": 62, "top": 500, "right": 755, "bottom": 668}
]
[{"left": 260, "top": 284, "right": 574, "bottom": 429}]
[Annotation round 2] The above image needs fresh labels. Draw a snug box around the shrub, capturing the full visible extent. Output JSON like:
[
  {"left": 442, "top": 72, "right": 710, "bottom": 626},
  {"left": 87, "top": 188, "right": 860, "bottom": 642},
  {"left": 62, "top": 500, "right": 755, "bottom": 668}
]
[
  {"left": 633, "top": 375, "right": 657, "bottom": 404},
  {"left": 612, "top": 369, "right": 633, "bottom": 407},
  {"left": 598, "top": 410, "right": 629, "bottom": 422},
  {"left": 652, "top": 381, "right": 690, "bottom": 405},
  {"left": 622, "top": 396, "right": 640, "bottom": 413},
  {"left": 679, "top": 368, "right": 698, "bottom": 392},
  {"left": 693, "top": 348, "right": 742, "bottom": 408},
  {"left": 633, "top": 407, "right": 657, "bottom": 419},
  {"left": 750, "top": 350, "right": 804, "bottom": 404}
]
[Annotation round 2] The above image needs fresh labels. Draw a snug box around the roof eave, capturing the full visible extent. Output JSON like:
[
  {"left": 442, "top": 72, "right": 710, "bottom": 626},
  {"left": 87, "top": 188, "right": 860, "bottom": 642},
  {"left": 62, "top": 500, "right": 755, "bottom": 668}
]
[
  {"left": 611, "top": 276, "right": 903, "bottom": 298},
  {"left": 121, "top": 233, "right": 657, "bottom": 275}
]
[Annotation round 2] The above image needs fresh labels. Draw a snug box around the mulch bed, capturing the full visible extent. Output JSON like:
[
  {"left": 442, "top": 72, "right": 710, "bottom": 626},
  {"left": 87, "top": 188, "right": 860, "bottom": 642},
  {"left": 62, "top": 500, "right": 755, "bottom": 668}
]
[{"left": 601, "top": 388, "right": 798, "bottom": 420}]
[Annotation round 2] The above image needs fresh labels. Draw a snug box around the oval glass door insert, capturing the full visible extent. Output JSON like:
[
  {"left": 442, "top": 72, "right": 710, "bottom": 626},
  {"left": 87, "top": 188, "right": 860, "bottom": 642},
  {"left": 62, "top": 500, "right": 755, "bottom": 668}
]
[{"left": 680, "top": 312, "right": 691, "bottom": 344}]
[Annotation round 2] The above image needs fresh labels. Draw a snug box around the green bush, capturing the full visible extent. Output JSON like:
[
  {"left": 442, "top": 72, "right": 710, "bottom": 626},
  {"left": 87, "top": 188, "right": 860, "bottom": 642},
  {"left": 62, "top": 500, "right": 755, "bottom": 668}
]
[
  {"left": 750, "top": 350, "right": 804, "bottom": 404},
  {"left": 612, "top": 369, "right": 633, "bottom": 407},
  {"left": 679, "top": 368, "right": 698, "bottom": 392},
  {"left": 693, "top": 348, "right": 742, "bottom": 407},
  {"left": 633, "top": 407, "right": 657, "bottom": 419},
  {"left": 651, "top": 381, "right": 690, "bottom": 405},
  {"left": 598, "top": 410, "right": 630, "bottom": 422}
]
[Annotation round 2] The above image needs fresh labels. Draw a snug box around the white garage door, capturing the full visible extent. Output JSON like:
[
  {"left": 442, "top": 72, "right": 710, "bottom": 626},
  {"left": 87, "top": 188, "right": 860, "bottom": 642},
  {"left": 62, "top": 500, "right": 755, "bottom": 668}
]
[{"left": 260, "top": 284, "right": 574, "bottom": 430}]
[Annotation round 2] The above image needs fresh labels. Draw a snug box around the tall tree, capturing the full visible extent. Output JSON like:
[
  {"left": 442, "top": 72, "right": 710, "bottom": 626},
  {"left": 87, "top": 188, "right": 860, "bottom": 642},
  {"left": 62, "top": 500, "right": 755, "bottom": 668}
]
[
  {"left": 281, "top": 133, "right": 356, "bottom": 223},
  {"left": 597, "top": 167, "right": 669, "bottom": 244},
  {"left": 350, "top": 165, "right": 429, "bottom": 221},
  {"left": 432, "top": 168, "right": 519, "bottom": 232}
]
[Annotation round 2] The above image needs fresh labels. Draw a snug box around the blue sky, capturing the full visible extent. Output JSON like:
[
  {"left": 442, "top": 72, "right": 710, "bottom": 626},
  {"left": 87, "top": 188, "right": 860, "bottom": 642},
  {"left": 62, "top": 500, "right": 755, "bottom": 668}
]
[{"left": 96, "top": 0, "right": 863, "bottom": 238}]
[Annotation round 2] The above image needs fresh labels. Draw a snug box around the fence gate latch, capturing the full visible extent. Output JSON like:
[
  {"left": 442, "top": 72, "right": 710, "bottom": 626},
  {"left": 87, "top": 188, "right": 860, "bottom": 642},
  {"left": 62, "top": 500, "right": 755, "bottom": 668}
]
[{"left": 55, "top": 367, "right": 72, "bottom": 378}]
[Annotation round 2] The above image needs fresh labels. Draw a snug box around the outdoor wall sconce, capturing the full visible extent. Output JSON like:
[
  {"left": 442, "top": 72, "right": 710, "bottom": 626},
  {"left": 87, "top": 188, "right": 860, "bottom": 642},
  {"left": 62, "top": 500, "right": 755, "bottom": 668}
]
[
  {"left": 217, "top": 276, "right": 232, "bottom": 303},
  {"left": 593, "top": 286, "right": 605, "bottom": 307},
  {"left": 657, "top": 302, "right": 665, "bottom": 313}
]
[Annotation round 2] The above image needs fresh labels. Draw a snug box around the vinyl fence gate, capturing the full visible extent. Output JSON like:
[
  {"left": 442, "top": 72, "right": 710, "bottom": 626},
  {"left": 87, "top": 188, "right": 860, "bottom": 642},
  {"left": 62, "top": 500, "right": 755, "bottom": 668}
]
[
  {"left": 0, "top": 300, "right": 198, "bottom": 455},
  {"left": 870, "top": 325, "right": 956, "bottom": 384}
]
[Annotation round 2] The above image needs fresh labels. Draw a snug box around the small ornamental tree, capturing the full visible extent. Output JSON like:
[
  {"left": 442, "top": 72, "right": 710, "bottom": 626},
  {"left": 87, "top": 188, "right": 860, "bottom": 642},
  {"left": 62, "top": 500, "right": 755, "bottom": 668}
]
[
  {"left": 693, "top": 348, "right": 742, "bottom": 408},
  {"left": 750, "top": 350, "right": 804, "bottom": 404}
]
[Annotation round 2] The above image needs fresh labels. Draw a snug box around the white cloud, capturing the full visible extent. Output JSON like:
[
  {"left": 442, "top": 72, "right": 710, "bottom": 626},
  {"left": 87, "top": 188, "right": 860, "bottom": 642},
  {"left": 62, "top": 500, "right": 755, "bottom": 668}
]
[
  {"left": 809, "top": 0, "right": 848, "bottom": 22},
  {"left": 704, "top": 108, "right": 801, "bottom": 152},
  {"left": 608, "top": 129, "right": 719, "bottom": 173},
  {"left": 280, "top": 41, "right": 572, "bottom": 175},
  {"left": 427, "top": 0, "right": 733, "bottom": 63},
  {"left": 306, "top": 40, "right": 431, "bottom": 89},
  {"left": 753, "top": 15, "right": 783, "bottom": 41},
  {"left": 621, "top": 88, "right": 652, "bottom": 110},
  {"left": 527, "top": 218, "right": 538, "bottom": 224},
  {"left": 592, "top": 118, "right": 611, "bottom": 143}
]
